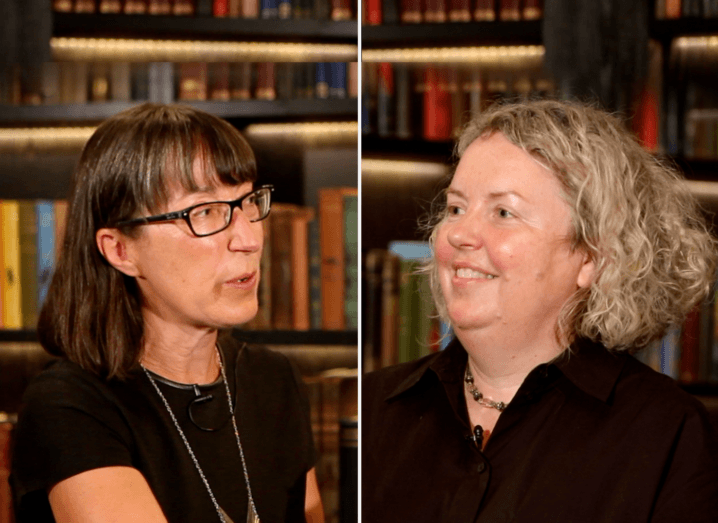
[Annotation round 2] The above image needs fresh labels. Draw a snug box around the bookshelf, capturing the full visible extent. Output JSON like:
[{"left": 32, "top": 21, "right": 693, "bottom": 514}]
[{"left": 360, "top": 4, "right": 718, "bottom": 407}]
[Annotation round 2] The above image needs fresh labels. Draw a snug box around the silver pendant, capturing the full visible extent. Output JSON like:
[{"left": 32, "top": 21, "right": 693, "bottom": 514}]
[{"left": 247, "top": 509, "right": 260, "bottom": 523}]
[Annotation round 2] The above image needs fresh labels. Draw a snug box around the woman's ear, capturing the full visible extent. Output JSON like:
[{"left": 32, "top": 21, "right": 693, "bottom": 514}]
[
  {"left": 95, "top": 228, "right": 141, "bottom": 277},
  {"left": 576, "top": 252, "right": 596, "bottom": 289}
]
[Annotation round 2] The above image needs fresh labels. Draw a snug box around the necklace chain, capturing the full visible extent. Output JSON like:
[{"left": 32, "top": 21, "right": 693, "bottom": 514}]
[
  {"left": 464, "top": 365, "right": 507, "bottom": 412},
  {"left": 142, "top": 348, "right": 260, "bottom": 523}
]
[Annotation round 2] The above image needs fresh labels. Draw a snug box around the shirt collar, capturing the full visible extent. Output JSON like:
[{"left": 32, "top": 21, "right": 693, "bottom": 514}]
[{"left": 385, "top": 337, "right": 626, "bottom": 404}]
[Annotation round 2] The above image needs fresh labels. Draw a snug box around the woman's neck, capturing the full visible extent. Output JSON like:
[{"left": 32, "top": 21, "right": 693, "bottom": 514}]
[{"left": 139, "top": 315, "right": 220, "bottom": 385}]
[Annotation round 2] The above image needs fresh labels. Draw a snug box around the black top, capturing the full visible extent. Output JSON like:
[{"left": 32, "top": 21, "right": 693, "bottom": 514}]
[
  {"left": 11, "top": 338, "right": 317, "bottom": 523},
  {"left": 362, "top": 338, "right": 718, "bottom": 523}
]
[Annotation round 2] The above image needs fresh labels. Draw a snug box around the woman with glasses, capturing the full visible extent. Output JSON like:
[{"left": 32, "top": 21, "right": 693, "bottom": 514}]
[{"left": 10, "top": 104, "right": 323, "bottom": 523}]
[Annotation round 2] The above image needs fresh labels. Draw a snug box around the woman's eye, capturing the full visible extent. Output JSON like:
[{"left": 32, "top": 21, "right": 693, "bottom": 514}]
[
  {"left": 498, "top": 208, "right": 513, "bottom": 218},
  {"left": 446, "top": 204, "right": 464, "bottom": 216}
]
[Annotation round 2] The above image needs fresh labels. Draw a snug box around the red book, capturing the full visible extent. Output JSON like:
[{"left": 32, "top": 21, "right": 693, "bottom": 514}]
[
  {"left": 214, "top": 0, "right": 229, "bottom": 15},
  {"left": 178, "top": 62, "right": 208, "bottom": 100},
  {"left": 424, "top": 0, "right": 447, "bottom": 22},
  {"left": 366, "top": 0, "right": 382, "bottom": 24},
  {"left": 0, "top": 422, "right": 12, "bottom": 523},
  {"left": 522, "top": 0, "right": 542, "bottom": 20},
  {"left": 473, "top": 0, "right": 495, "bottom": 20},
  {"left": 665, "top": 0, "right": 681, "bottom": 18},
  {"left": 449, "top": 0, "right": 471, "bottom": 21},
  {"left": 423, "top": 66, "right": 452, "bottom": 141},
  {"left": 400, "top": 0, "right": 423, "bottom": 22},
  {"left": 680, "top": 304, "right": 701, "bottom": 383},
  {"left": 499, "top": 0, "right": 520, "bottom": 20}
]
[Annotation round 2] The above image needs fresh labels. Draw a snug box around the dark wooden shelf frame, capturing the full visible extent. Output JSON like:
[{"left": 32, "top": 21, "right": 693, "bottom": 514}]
[
  {"left": 362, "top": 136, "right": 454, "bottom": 161},
  {"left": 650, "top": 18, "right": 718, "bottom": 43},
  {"left": 54, "top": 12, "right": 358, "bottom": 43},
  {"left": 361, "top": 20, "right": 542, "bottom": 49},
  {"left": 0, "top": 98, "right": 358, "bottom": 125},
  {"left": 0, "top": 328, "right": 357, "bottom": 346}
]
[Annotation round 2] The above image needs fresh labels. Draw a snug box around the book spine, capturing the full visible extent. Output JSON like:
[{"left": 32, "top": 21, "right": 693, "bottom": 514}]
[
  {"left": 230, "top": 62, "right": 252, "bottom": 100},
  {"left": 424, "top": 0, "right": 447, "bottom": 22},
  {"left": 53, "top": 0, "right": 75, "bottom": 12},
  {"left": 54, "top": 200, "right": 69, "bottom": 263},
  {"left": 395, "top": 63, "right": 411, "bottom": 139},
  {"left": 99, "top": 0, "right": 123, "bottom": 13},
  {"left": 330, "top": 0, "right": 352, "bottom": 19},
  {"left": 498, "top": 0, "right": 520, "bottom": 20},
  {"left": 680, "top": 304, "right": 701, "bottom": 382},
  {"left": 314, "top": 0, "right": 331, "bottom": 19},
  {"left": 228, "top": 0, "right": 243, "bottom": 15},
  {"left": 377, "top": 62, "right": 394, "bottom": 137},
  {"left": 655, "top": 0, "right": 666, "bottom": 18},
  {"left": 361, "top": 62, "right": 374, "bottom": 135},
  {"left": 1, "top": 202, "right": 22, "bottom": 329},
  {"left": 380, "top": 253, "right": 400, "bottom": 367},
  {"left": 522, "top": 0, "right": 542, "bottom": 20},
  {"left": 315, "top": 63, "right": 329, "bottom": 99},
  {"left": 177, "top": 62, "right": 208, "bottom": 101},
  {"left": 19, "top": 202, "right": 38, "bottom": 329},
  {"left": 309, "top": 219, "right": 322, "bottom": 330},
  {"left": 41, "top": 62, "right": 61, "bottom": 106},
  {"left": 279, "top": 0, "right": 292, "bottom": 17},
  {"left": 148, "top": 62, "right": 174, "bottom": 104},
  {"left": 448, "top": 66, "right": 463, "bottom": 137},
  {"left": 110, "top": 62, "right": 132, "bottom": 101},
  {"left": 382, "top": 0, "right": 399, "bottom": 22},
  {"left": 148, "top": 0, "right": 173, "bottom": 14},
  {"left": 261, "top": 0, "right": 279, "bottom": 17},
  {"left": 75, "top": 0, "right": 97, "bottom": 13},
  {"left": 255, "top": 62, "right": 276, "bottom": 100},
  {"left": 329, "top": 63, "right": 347, "bottom": 99},
  {"left": 423, "top": 66, "right": 452, "bottom": 141},
  {"left": 347, "top": 62, "right": 358, "bottom": 98},
  {"left": 448, "top": 0, "right": 471, "bottom": 21},
  {"left": 291, "top": 208, "right": 314, "bottom": 331},
  {"left": 125, "top": 0, "right": 149, "bottom": 13},
  {"left": 473, "top": 0, "right": 495, "bottom": 20},
  {"left": 665, "top": 0, "right": 682, "bottom": 18},
  {"left": 90, "top": 62, "right": 110, "bottom": 102},
  {"left": 36, "top": 202, "right": 55, "bottom": 312},
  {"left": 362, "top": 250, "right": 384, "bottom": 372},
  {"left": 173, "top": 0, "right": 197, "bottom": 15},
  {"left": 196, "top": 0, "right": 215, "bottom": 15},
  {"left": 214, "top": 0, "right": 230, "bottom": 15},
  {"left": 270, "top": 205, "right": 296, "bottom": 330},
  {"left": 400, "top": 0, "right": 423, "bottom": 22},
  {"left": 0, "top": 423, "right": 12, "bottom": 523},
  {"left": 396, "top": 259, "right": 416, "bottom": 363},
  {"left": 366, "top": 0, "right": 382, "bottom": 23},
  {"left": 209, "top": 62, "right": 231, "bottom": 101},
  {"left": 683, "top": 0, "right": 701, "bottom": 16},
  {"left": 343, "top": 194, "right": 358, "bottom": 331},
  {"left": 131, "top": 62, "right": 150, "bottom": 101}
]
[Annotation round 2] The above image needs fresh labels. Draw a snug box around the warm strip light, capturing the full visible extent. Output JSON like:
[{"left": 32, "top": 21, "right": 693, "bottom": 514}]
[
  {"left": 685, "top": 180, "right": 718, "bottom": 199},
  {"left": 674, "top": 36, "right": 718, "bottom": 50},
  {"left": 0, "top": 127, "right": 96, "bottom": 152},
  {"left": 362, "top": 159, "right": 449, "bottom": 177},
  {"left": 52, "top": 37, "right": 358, "bottom": 62},
  {"left": 245, "top": 121, "right": 357, "bottom": 139},
  {"left": 362, "top": 45, "right": 544, "bottom": 65}
]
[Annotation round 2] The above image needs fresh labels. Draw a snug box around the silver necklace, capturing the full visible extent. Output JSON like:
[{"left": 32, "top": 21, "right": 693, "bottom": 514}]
[
  {"left": 141, "top": 348, "right": 260, "bottom": 523},
  {"left": 464, "top": 365, "right": 507, "bottom": 411}
]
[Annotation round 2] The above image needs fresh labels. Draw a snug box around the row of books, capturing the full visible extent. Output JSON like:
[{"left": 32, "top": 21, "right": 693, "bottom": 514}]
[
  {"left": 0, "top": 190, "right": 357, "bottom": 333},
  {"left": 0, "top": 201, "right": 68, "bottom": 331},
  {"left": 244, "top": 188, "right": 358, "bottom": 332},
  {"left": 655, "top": 0, "right": 718, "bottom": 18},
  {"left": 362, "top": 0, "right": 542, "bottom": 24},
  {"left": 1, "top": 62, "right": 358, "bottom": 107},
  {"left": 363, "top": 243, "right": 718, "bottom": 384},
  {"left": 362, "top": 242, "right": 451, "bottom": 373},
  {"left": 684, "top": 110, "right": 718, "bottom": 160},
  {"left": 362, "top": 62, "right": 555, "bottom": 141},
  {"left": 54, "top": 0, "right": 355, "bottom": 20}
]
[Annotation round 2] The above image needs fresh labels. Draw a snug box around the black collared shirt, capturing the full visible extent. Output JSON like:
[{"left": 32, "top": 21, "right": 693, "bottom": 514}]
[{"left": 362, "top": 338, "right": 718, "bottom": 522}]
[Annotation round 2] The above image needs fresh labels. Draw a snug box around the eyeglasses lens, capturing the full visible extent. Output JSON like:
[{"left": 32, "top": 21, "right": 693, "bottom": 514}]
[{"left": 188, "top": 188, "right": 271, "bottom": 236}]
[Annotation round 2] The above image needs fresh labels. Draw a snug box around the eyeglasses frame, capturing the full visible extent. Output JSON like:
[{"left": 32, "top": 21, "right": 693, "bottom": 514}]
[{"left": 115, "top": 185, "right": 274, "bottom": 238}]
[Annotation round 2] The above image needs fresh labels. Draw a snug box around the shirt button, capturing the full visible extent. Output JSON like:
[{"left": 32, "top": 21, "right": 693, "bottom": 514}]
[{"left": 477, "top": 462, "right": 486, "bottom": 473}]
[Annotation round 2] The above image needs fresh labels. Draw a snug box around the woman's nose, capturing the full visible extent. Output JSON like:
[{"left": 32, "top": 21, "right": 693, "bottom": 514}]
[
  {"left": 227, "top": 210, "right": 262, "bottom": 253},
  {"left": 445, "top": 214, "right": 484, "bottom": 250}
]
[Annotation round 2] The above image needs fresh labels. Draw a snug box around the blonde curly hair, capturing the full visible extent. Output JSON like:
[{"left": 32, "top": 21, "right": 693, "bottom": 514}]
[{"left": 425, "top": 99, "right": 717, "bottom": 351}]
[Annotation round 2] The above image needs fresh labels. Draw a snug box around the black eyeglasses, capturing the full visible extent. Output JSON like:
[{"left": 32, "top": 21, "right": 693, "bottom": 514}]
[{"left": 116, "top": 185, "right": 274, "bottom": 237}]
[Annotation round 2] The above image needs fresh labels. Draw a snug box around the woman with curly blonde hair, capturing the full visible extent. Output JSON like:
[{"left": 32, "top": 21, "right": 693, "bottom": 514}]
[{"left": 363, "top": 99, "right": 718, "bottom": 523}]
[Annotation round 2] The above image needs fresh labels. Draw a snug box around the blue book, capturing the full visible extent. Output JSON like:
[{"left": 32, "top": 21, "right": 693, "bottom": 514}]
[
  {"left": 315, "top": 63, "right": 329, "bottom": 99},
  {"left": 261, "top": 0, "right": 279, "bottom": 19},
  {"left": 36, "top": 201, "right": 55, "bottom": 310},
  {"left": 659, "top": 325, "right": 681, "bottom": 379},
  {"left": 328, "top": 63, "right": 347, "bottom": 99}
]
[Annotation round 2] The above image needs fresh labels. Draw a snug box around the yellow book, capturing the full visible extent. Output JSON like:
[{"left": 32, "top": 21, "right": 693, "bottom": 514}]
[
  {"left": 1, "top": 201, "right": 22, "bottom": 328},
  {"left": 19, "top": 201, "right": 38, "bottom": 329}
]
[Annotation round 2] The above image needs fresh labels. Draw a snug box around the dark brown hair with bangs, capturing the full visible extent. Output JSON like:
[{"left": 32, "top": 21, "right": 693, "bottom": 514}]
[{"left": 37, "top": 103, "right": 257, "bottom": 379}]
